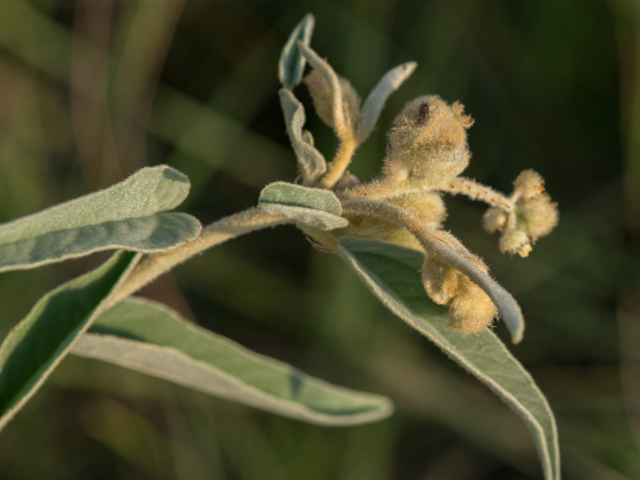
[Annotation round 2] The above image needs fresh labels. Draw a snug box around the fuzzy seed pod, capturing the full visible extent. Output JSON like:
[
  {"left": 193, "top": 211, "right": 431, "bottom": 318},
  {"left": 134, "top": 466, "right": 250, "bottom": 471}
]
[
  {"left": 514, "top": 169, "right": 545, "bottom": 200},
  {"left": 304, "top": 69, "right": 360, "bottom": 131},
  {"left": 386, "top": 95, "right": 474, "bottom": 185},
  {"left": 483, "top": 207, "right": 508, "bottom": 233},
  {"left": 518, "top": 193, "right": 559, "bottom": 243}
]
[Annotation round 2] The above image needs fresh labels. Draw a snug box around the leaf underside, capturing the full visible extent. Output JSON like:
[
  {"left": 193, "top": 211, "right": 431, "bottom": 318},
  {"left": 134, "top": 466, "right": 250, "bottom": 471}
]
[
  {"left": 338, "top": 238, "right": 560, "bottom": 480},
  {"left": 73, "top": 297, "right": 393, "bottom": 426},
  {"left": 0, "top": 165, "right": 201, "bottom": 273},
  {"left": 0, "top": 250, "right": 141, "bottom": 431}
]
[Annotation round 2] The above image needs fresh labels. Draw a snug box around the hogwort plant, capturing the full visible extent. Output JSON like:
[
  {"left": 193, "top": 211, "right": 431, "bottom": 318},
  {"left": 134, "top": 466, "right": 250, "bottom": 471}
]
[{"left": 0, "top": 14, "right": 560, "bottom": 480}]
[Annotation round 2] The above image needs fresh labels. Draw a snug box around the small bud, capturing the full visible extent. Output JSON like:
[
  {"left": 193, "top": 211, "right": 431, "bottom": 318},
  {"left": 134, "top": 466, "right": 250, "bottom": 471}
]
[
  {"left": 514, "top": 169, "right": 545, "bottom": 200},
  {"left": 334, "top": 171, "right": 361, "bottom": 191},
  {"left": 483, "top": 207, "right": 508, "bottom": 233},
  {"left": 304, "top": 69, "right": 360, "bottom": 131},
  {"left": 386, "top": 95, "right": 473, "bottom": 185},
  {"left": 499, "top": 227, "right": 531, "bottom": 257},
  {"left": 448, "top": 275, "right": 497, "bottom": 334},
  {"left": 422, "top": 260, "right": 458, "bottom": 304},
  {"left": 519, "top": 193, "right": 559, "bottom": 243}
]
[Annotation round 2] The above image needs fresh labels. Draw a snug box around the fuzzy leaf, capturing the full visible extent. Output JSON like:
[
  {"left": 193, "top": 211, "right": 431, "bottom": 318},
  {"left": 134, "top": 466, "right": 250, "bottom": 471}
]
[
  {"left": 338, "top": 238, "right": 560, "bottom": 480},
  {"left": 73, "top": 298, "right": 393, "bottom": 426},
  {"left": 0, "top": 250, "right": 141, "bottom": 431},
  {"left": 258, "top": 181, "right": 348, "bottom": 230},
  {"left": 279, "top": 89, "right": 327, "bottom": 182},
  {"left": 0, "top": 165, "right": 201, "bottom": 273},
  {"left": 278, "top": 14, "right": 314, "bottom": 89},
  {"left": 357, "top": 62, "right": 417, "bottom": 142}
]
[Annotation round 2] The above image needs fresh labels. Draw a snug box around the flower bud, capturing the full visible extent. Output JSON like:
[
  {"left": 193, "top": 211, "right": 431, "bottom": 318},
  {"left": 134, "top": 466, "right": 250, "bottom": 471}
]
[
  {"left": 304, "top": 69, "right": 360, "bottom": 131},
  {"left": 422, "top": 259, "right": 458, "bottom": 304},
  {"left": 499, "top": 227, "right": 532, "bottom": 257},
  {"left": 519, "top": 193, "right": 559, "bottom": 243},
  {"left": 448, "top": 275, "right": 497, "bottom": 334},
  {"left": 386, "top": 95, "right": 474, "bottom": 185},
  {"left": 483, "top": 207, "right": 508, "bottom": 233},
  {"left": 514, "top": 169, "right": 545, "bottom": 200}
]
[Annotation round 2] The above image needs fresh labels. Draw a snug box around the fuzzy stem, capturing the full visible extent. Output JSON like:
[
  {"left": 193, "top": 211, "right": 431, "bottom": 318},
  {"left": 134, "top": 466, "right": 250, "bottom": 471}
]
[
  {"left": 340, "top": 198, "right": 524, "bottom": 343},
  {"left": 317, "top": 135, "right": 357, "bottom": 189},
  {"left": 108, "top": 207, "right": 290, "bottom": 306},
  {"left": 434, "top": 177, "right": 512, "bottom": 210}
]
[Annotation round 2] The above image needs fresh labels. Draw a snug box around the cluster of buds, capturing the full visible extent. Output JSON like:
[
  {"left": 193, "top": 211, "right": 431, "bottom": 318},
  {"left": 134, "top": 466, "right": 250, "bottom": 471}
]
[
  {"left": 483, "top": 170, "right": 558, "bottom": 258},
  {"left": 277, "top": 14, "right": 558, "bottom": 342}
]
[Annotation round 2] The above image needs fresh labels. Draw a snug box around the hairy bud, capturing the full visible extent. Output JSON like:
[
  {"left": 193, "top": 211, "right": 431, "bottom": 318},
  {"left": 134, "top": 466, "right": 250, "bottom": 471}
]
[
  {"left": 483, "top": 207, "right": 508, "bottom": 233},
  {"left": 304, "top": 69, "right": 360, "bottom": 131},
  {"left": 422, "top": 256, "right": 497, "bottom": 334},
  {"left": 514, "top": 169, "right": 545, "bottom": 200},
  {"left": 519, "top": 193, "right": 558, "bottom": 243},
  {"left": 499, "top": 227, "right": 532, "bottom": 257},
  {"left": 386, "top": 95, "right": 474, "bottom": 185}
]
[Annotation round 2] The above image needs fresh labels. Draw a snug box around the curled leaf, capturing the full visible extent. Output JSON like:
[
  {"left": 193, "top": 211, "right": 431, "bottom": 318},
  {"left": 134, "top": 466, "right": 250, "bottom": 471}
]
[
  {"left": 278, "top": 14, "right": 315, "bottom": 89},
  {"left": 357, "top": 62, "right": 417, "bottom": 142},
  {"left": 279, "top": 89, "right": 327, "bottom": 183}
]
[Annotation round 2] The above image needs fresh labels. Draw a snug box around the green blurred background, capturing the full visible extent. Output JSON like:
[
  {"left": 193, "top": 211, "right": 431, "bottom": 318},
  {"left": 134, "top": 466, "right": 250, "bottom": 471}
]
[{"left": 0, "top": 0, "right": 638, "bottom": 478}]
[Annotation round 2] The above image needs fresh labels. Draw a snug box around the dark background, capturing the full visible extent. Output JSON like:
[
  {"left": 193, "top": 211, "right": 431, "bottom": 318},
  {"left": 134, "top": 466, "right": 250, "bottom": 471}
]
[{"left": 0, "top": 0, "right": 639, "bottom": 479}]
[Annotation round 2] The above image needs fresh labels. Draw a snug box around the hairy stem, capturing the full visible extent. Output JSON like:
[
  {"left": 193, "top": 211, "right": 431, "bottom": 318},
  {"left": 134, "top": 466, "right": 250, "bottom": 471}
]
[
  {"left": 434, "top": 177, "right": 512, "bottom": 210},
  {"left": 340, "top": 198, "right": 524, "bottom": 343},
  {"left": 108, "top": 207, "right": 290, "bottom": 305},
  {"left": 318, "top": 135, "right": 357, "bottom": 189}
]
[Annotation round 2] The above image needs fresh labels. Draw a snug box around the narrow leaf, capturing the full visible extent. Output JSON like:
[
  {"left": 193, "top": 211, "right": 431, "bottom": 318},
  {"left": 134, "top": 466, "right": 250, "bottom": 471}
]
[
  {"left": 73, "top": 298, "right": 393, "bottom": 426},
  {"left": 278, "top": 14, "right": 314, "bottom": 89},
  {"left": 258, "top": 182, "right": 348, "bottom": 230},
  {"left": 279, "top": 89, "right": 327, "bottom": 182},
  {"left": 0, "top": 250, "right": 141, "bottom": 431},
  {"left": 0, "top": 165, "right": 201, "bottom": 272},
  {"left": 357, "top": 62, "right": 417, "bottom": 142},
  {"left": 338, "top": 238, "right": 560, "bottom": 480}
]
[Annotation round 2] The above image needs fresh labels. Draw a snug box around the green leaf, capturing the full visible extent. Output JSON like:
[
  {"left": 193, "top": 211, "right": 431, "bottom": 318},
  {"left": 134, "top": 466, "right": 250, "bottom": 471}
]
[
  {"left": 0, "top": 165, "right": 201, "bottom": 273},
  {"left": 73, "top": 298, "right": 393, "bottom": 426},
  {"left": 279, "top": 89, "right": 327, "bottom": 182},
  {"left": 338, "top": 238, "right": 560, "bottom": 480},
  {"left": 0, "top": 250, "right": 141, "bottom": 431},
  {"left": 357, "top": 62, "right": 417, "bottom": 142},
  {"left": 278, "top": 14, "right": 314, "bottom": 89},
  {"left": 258, "top": 181, "right": 348, "bottom": 230}
]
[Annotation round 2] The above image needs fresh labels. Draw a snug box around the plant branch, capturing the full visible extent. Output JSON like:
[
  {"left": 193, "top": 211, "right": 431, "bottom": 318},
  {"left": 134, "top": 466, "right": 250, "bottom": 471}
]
[
  {"left": 108, "top": 207, "right": 290, "bottom": 305},
  {"left": 434, "top": 177, "right": 512, "bottom": 210}
]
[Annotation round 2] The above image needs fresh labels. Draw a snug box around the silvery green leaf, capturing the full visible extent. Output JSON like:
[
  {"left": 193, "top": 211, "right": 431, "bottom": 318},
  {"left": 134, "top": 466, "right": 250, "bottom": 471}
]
[
  {"left": 258, "top": 181, "right": 348, "bottom": 230},
  {"left": 338, "top": 238, "right": 560, "bottom": 480},
  {"left": 279, "top": 89, "right": 327, "bottom": 182},
  {"left": 278, "top": 14, "right": 314, "bottom": 89},
  {"left": 0, "top": 250, "right": 141, "bottom": 431},
  {"left": 74, "top": 297, "right": 393, "bottom": 426},
  {"left": 0, "top": 165, "right": 201, "bottom": 273},
  {"left": 357, "top": 62, "right": 417, "bottom": 142}
]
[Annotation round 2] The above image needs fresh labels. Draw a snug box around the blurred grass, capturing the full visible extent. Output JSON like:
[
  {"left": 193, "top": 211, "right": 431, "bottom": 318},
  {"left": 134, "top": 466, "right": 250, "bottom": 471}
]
[{"left": 0, "top": 0, "right": 638, "bottom": 479}]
